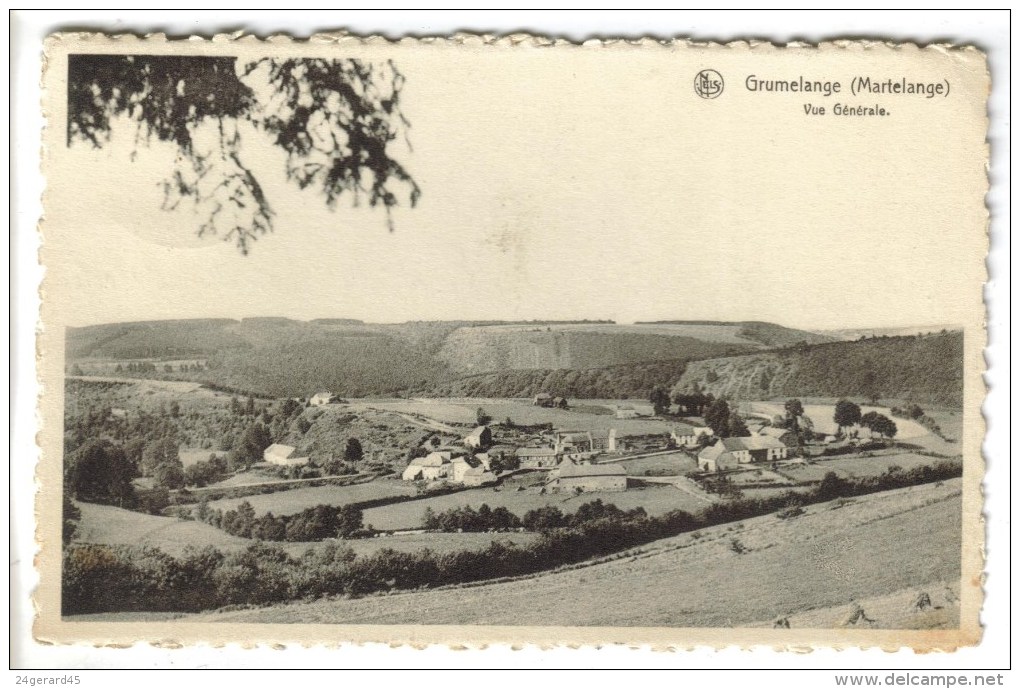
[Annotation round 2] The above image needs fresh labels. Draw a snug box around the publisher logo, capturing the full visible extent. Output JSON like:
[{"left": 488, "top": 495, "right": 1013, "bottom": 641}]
[{"left": 694, "top": 69, "right": 724, "bottom": 99}]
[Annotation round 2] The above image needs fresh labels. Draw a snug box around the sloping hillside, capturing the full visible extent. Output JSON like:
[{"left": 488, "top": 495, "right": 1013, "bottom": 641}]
[
  {"left": 413, "top": 358, "right": 700, "bottom": 399},
  {"left": 189, "top": 480, "right": 962, "bottom": 628},
  {"left": 437, "top": 328, "right": 756, "bottom": 374},
  {"left": 673, "top": 331, "right": 963, "bottom": 407}
]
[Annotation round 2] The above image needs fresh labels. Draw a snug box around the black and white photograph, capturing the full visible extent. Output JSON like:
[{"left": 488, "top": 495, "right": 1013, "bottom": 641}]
[{"left": 26, "top": 28, "right": 993, "bottom": 658}]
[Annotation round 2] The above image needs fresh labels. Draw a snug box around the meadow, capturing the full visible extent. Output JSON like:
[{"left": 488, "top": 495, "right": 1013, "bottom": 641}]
[{"left": 191, "top": 480, "right": 962, "bottom": 627}]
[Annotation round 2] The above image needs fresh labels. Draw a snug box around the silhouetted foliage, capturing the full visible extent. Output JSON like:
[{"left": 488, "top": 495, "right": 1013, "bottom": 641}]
[{"left": 68, "top": 55, "right": 419, "bottom": 253}]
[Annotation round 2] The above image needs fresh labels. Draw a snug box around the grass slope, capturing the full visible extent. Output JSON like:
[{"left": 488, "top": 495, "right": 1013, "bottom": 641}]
[{"left": 190, "top": 479, "right": 962, "bottom": 627}]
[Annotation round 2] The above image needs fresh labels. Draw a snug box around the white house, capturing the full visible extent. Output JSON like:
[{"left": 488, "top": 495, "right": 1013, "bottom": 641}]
[
  {"left": 696, "top": 436, "right": 788, "bottom": 472},
  {"left": 462, "top": 466, "right": 497, "bottom": 487},
  {"left": 515, "top": 446, "right": 559, "bottom": 469},
  {"left": 309, "top": 392, "right": 334, "bottom": 406},
  {"left": 402, "top": 451, "right": 455, "bottom": 481},
  {"left": 463, "top": 426, "right": 493, "bottom": 449},
  {"left": 615, "top": 405, "right": 640, "bottom": 419},
  {"left": 670, "top": 423, "right": 712, "bottom": 448},
  {"left": 263, "top": 443, "right": 310, "bottom": 467}
]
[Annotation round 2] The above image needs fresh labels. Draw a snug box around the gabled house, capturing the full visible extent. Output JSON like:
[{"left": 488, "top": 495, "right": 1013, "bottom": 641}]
[
  {"left": 551, "top": 462, "right": 627, "bottom": 492},
  {"left": 462, "top": 466, "right": 498, "bottom": 487},
  {"left": 670, "top": 423, "right": 712, "bottom": 448},
  {"left": 615, "top": 405, "right": 640, "bottom": 419},
  {"left": 696, "top": 435, "right": 788, "bottom": 472},
  {"left": 533, "top": 393, "right": 554, "bottom": 407},
  {"left": 463, "top": 425, "right": 493, "bottom": 449},
  {"left": 309, "top": 392, "right": 334, "bottom": 406},
  {"left": 263, "top": 443, "right": 310, "bottom": 467},
  {"left": 515, "top": 446, "right": 559, "bottom": 469}
]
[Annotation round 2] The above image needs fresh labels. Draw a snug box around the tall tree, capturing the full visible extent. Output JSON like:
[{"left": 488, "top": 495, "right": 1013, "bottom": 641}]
[
  {"left": 649, "top": 386, "right": 671, "bottom": 416},
  {"left": 704, "top": 398, "right": 732, "bottom": 437},
  {"left": 784, "top": 399, "right": 805, "bottom": 430},
  {"left": 833, "top": 399, "right": 862, "bottom": 437},
  {"left": 68, "top": 55, "right": 419, "bottom": 254},
  {"left": 64, "top": 439, "right": 136, "bottom": 506},
  {"left": 343, "top": 438, "right": 364, "bottom": 463}
]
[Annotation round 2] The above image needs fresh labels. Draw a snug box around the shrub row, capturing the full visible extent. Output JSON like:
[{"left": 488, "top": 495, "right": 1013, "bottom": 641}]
[{"left": 63, "top": 459, "right": 961, "bottom": 615}]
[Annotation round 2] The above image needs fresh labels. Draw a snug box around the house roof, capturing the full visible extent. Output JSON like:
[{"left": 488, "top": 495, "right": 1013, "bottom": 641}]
[
  {"left": 698, "top": 442, "right": 727, "bottom": 460},
  {"left": 311, "top": 391, "right": 331, "bottom": 398},
  {"left": 560, "top": 432, "right": 591, "bottom": 443},
  {"left": 465, "top": 426, "right": 489, "bottom": 439},
  {"left": 713, "top": 436, "right": 786, "bottom": 453},
  {"left": 589, "top": 429, "right": 614, "bottom": 439},
  {"left": 410, "top": 451, "right": 453, "bottom": 467},
  {"left": 535, "top": 392, "right": 553, "bottom": 399},
  {"left": 558, "top": 462, "right": 627, "bottom": 478},
  {"left": 515, "top": 446, "right": 558, "bottom": 457},
  {"left": 672, "top": 424, "right": 699, "bottom": 435},
  {"left": 758, "top": 426, "right": 791, "bottom": 440},
  {"left": 264, "top": 443, "right": 296, "bottom": 458}
]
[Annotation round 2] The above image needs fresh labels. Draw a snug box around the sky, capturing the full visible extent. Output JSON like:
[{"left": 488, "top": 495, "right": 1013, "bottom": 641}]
[{"left": 44, "top": 44, "right": 987, "bottom": 330}]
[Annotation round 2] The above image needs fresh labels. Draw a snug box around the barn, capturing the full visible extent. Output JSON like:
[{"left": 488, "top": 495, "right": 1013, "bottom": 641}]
[
  {"left": 263, "top": 443, "right": 310, "bottom": 467},
  {"left": 615, "top": 405, "right": 640, "bottom": 419},
  {"left": 697, "top": 435, "right": 788, "bottom": 472},
  {"left": 463, "top": 425, "right": 493, "bottom": 449},
  {"left": 402, "top": 451, "right": 455, "bottom": 481},
  {"left": 696, "top": 442, "right": 740, "bottom": 472},
  {"left": 462, "top": 466, "right": 498, "bottom": 487},
  {"left": 309, "top": 392, "right": 334, "bottom": 406},
  {"left": 515, "top": 446, "right": 559, "bottom": 469},
  {"left": 670, "top": 423, "right": 712, "bottom": 448},
  {"left": 552, "top": 462, "right": 627, "bottom": 493}
]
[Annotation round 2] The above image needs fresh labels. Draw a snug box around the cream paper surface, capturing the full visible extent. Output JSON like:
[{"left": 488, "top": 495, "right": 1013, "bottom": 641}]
[{"left": 36, "top": 33, "right": 988, "bottom": 650}]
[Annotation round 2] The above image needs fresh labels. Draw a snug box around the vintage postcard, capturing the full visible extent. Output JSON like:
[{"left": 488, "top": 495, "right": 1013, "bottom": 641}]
[{"left": 34, "top": 33, "right": 988, "bottom": 651}]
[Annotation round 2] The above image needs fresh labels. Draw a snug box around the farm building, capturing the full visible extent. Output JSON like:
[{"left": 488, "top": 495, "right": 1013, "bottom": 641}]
[
  {"left": 533, "top": 392, "right": 554, "bottom": 407},
  {"left": 515, "top": 446, "right": 560, "bottom": 469},
  {"left": 553, "top": 430, "right": 593, "bottom": 453},
  {"left": 402, "top": 452, "right": 479, "bottom": 483},
  {"left": 309, "top": 391, "right": 334, "bottom": 406},
  {"left": 758, "top": 426, "right": 799, "bottom": 446},
  {"left": 263, "top": 443, "right": 310, "bottom": 467},
  {"left": 462, "top": 466, "right": 498, "bottom": 487},
  {"left": 696, "top": 442, "right": 741, "bottom": 472},
  {"left": 589, "top": 429, "right": 619, "bottom": 452},
  {"left": 552, "top": 396, "right": 569, "bottom": 409},
  {"left": 615, "top": 405, "right": 640, "bottom": 419},
  {"left": 551, "top": 462, "right": 627, "bottom": 493},
  {"left": 670, "top": 423, "right": 712, "bottom": 448},
  {"left": 402, "top": 451, "right": 455, "bottom": 481},
  {"left": 696, "top": 436, "right": 788, "bottom": 472},
  {"left": 463, "top": 425, "right": 493, "bottom": 449}
]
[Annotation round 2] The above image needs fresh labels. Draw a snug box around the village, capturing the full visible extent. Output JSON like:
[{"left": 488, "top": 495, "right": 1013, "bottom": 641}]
[{"left": 257, "top": 390, "right": 863, "bottom": 503}]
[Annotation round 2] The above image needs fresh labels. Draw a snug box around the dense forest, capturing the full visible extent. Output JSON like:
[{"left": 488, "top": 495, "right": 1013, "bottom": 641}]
[
  {"left": 675, "top": 331, "right": 964, "bottom": 407},
  {"left": 65, "top": 320, "right": 964, "bottom": 405}
]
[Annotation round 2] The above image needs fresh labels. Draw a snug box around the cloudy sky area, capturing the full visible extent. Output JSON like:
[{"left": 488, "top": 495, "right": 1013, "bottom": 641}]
[{"left": 47, "top": 46, "right": 986, "bottom": 330}]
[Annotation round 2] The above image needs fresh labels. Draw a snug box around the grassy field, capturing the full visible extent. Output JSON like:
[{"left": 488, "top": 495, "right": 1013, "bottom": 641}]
[
  {"left": 361, "top": 482, "right": 712, "bottom": 531},
  {"left": 72, "top": 501, "right": 539, "bottom": 559},
  {"left": 748, "top": 402, "right": 929, "bottom": 439},
  {"left": 361, "top": 398, "right": 673, "bottom": 435},
  {"left": 817, "top": 452, "right": 955, "bottom": 479},
  {"left": 205, "top": 479, "right": 418, "bottom": 516},
  {"left": 73, "top": 502, "right": 252, "bottom": 556},
  {"left": 190, "top": 479, "right": 963, "bottom": 627},
  {"left": 617, "top": 452, "right": 698, "bottom": 476}
]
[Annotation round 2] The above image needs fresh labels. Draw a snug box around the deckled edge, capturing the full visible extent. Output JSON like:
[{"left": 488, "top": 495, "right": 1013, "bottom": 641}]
[{"left": 31, "top": 29, "right": 991, "bottom": 659}]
